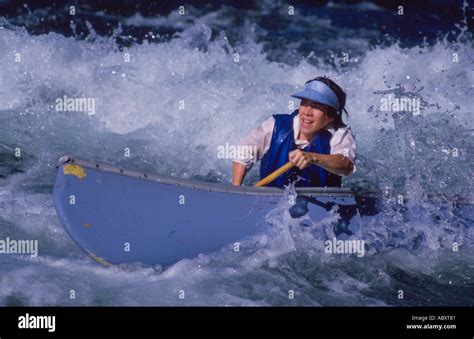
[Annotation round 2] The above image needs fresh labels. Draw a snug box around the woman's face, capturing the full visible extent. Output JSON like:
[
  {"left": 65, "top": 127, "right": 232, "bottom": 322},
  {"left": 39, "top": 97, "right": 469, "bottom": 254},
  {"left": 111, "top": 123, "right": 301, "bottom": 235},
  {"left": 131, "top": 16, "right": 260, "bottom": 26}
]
[{"left": 298, "top": 99, "right": 334, "bottom": 136}]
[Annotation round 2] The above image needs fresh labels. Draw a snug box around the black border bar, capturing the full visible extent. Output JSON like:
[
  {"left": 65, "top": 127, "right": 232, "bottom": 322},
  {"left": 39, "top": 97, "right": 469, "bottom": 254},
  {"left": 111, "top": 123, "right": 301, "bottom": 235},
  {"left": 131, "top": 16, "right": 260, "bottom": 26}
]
[{"left": 0, "top": 307, "right": 472, "bottom": 338}]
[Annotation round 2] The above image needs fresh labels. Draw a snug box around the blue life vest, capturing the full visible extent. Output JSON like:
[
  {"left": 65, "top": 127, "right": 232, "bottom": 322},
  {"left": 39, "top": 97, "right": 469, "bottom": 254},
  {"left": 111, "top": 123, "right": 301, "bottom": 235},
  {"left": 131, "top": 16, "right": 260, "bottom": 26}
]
[{"left": 259, "top": 110, "right": 342, "bottom": 188}]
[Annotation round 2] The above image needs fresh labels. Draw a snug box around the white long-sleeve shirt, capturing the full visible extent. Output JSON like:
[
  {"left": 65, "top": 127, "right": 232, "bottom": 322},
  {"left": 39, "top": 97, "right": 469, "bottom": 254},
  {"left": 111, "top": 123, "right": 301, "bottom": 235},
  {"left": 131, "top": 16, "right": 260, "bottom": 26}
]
[{"left": 233, "top": 114, "right": 357, "bottom": 176}]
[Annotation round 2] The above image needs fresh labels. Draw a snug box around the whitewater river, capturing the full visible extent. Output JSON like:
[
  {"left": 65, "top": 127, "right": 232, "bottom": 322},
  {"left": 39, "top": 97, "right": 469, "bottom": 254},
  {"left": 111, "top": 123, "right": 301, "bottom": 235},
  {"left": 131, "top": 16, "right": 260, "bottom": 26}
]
[{"left": 0, "top": 1, "right": 472, "bottom": 306}]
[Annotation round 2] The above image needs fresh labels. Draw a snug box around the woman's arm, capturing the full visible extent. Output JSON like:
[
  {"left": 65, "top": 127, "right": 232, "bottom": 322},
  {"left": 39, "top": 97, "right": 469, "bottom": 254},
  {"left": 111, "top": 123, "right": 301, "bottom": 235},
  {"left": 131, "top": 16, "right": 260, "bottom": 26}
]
[
  {"left": 232, "top": 162, "right": 248, "bottom": 185},
  {"left": 231, "top": 117, "right": 275, "bottom": 185},
  {"left": 311, "top": 153, "right": 354, "bottom": 176}
]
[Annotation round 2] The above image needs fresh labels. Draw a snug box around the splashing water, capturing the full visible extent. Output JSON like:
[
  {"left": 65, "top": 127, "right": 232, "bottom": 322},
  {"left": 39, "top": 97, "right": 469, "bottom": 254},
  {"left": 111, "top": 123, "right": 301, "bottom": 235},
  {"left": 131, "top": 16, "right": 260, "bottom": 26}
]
[{"left": 0, "top": 2, "right": 473, "bottom": 306}]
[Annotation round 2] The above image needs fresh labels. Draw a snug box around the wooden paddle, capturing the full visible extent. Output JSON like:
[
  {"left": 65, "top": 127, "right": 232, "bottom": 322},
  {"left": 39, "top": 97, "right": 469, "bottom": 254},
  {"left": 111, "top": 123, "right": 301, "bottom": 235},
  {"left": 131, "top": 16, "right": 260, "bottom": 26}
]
[{"left": 254, "top": 161, "right": 294, "bottom": 187}]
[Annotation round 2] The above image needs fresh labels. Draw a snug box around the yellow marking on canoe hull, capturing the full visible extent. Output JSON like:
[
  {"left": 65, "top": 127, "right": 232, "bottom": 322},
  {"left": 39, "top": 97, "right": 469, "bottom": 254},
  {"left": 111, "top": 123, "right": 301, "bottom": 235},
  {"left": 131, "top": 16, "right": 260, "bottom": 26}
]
[
  {"left": 85, "top": 249, "right": 113, "bottom": 267},
  {"left": 63, "top": 164, "right": 87, "bottom": 179}
]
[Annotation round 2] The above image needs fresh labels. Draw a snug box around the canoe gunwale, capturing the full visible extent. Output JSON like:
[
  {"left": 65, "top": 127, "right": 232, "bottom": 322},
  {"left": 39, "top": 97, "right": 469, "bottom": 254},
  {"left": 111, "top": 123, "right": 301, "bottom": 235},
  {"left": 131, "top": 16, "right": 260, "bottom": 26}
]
[
  {"left": 56, "top": 155, "right": 374, "bottom": 198},
  {"left": 57, "top": 156, "right": 474, "bottom": 204}
]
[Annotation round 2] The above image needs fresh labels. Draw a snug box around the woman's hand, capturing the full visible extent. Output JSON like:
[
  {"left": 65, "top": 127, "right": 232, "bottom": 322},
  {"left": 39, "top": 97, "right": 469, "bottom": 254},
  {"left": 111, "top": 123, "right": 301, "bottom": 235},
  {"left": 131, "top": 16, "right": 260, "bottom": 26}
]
[{"left": 289, "top": 150, "right": 314, "bottom": 170}]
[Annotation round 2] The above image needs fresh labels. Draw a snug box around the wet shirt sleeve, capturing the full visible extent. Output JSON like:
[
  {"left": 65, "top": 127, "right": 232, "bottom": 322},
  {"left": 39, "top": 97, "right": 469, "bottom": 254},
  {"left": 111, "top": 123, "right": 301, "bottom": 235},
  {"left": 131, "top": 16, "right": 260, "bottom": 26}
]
[
  {"left": 330, "top": 127, "right": 357, "bottom": 176},
  {"left": 232, "top": 117, "right": 275, "bottom": 170}
]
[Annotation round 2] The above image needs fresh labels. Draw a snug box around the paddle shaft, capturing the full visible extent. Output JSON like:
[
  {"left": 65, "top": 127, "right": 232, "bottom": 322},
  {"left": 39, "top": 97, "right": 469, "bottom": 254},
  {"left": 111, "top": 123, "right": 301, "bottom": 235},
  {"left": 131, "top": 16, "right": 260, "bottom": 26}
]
[{"left": 254, "top": 161, "right": 294, "bottom": 187}]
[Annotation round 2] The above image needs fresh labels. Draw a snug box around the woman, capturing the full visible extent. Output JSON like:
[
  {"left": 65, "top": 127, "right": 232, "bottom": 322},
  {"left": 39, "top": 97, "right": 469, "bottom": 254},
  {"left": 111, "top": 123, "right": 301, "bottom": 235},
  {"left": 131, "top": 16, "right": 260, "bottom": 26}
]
[{"left": 232, "top": 76, "right": 356, "bottom": 187}]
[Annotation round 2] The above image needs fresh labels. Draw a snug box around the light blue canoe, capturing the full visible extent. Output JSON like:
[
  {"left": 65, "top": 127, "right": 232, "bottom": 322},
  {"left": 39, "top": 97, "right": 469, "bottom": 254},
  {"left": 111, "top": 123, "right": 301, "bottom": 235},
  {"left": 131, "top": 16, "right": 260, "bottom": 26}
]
[{"left": 52, "top": 156, "right": 377, "bottom": 266}]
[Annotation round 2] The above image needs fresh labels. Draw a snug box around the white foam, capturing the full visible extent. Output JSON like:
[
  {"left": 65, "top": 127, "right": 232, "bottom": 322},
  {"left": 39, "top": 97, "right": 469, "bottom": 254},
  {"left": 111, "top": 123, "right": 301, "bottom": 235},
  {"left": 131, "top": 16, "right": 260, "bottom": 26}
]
[{"left": 0, "top": 18, "right": 472, "bottom": 306}]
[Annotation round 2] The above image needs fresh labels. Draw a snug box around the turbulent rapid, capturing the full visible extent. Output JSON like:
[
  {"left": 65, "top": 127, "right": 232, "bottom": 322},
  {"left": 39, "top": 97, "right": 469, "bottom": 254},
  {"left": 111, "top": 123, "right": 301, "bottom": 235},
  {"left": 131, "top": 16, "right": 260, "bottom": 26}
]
[{"left": 0, "top": 1, "right": 473, "bottom": 306}]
